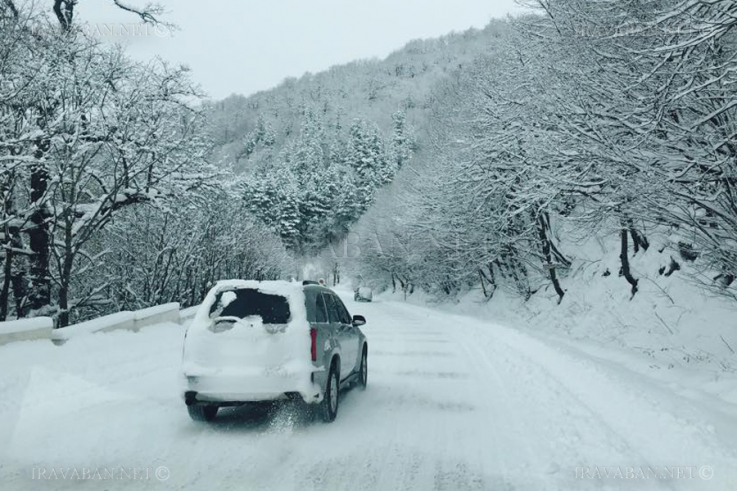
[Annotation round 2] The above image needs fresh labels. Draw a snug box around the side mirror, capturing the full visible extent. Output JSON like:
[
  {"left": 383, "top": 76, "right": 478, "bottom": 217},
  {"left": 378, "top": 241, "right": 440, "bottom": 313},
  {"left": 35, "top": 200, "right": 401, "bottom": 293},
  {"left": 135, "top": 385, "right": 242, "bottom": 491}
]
[{"left": 352, "top": 315, "right": 366, "bottom": 327}]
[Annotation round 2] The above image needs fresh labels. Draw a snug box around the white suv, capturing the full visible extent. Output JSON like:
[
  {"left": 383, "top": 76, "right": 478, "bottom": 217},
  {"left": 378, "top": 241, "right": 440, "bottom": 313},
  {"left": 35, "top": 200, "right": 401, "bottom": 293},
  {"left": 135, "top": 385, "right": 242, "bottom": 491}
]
[{"left": 181, "top": 280, "right": 368, "bottom": 423}]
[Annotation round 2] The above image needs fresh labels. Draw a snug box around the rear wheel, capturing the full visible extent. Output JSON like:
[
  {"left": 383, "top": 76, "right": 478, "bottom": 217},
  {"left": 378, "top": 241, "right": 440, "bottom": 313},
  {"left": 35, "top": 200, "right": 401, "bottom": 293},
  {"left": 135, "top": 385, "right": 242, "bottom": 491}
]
[
  {"left": 187, "top": 405, "right": 218, "bottom": 422},
  {"left": 358, "top": 348, "right": 368, "bottom": 390},
  {"left": 319, "top": 365, "right": 339, "bottom": 423}
]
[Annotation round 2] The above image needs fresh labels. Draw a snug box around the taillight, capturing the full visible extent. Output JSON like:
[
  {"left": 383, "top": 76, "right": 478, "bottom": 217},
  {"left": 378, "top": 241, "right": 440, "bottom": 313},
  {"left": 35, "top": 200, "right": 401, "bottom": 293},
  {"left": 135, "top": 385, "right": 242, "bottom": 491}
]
[{"left": 310, "top": 327, "right": 317, "bottom": 362}]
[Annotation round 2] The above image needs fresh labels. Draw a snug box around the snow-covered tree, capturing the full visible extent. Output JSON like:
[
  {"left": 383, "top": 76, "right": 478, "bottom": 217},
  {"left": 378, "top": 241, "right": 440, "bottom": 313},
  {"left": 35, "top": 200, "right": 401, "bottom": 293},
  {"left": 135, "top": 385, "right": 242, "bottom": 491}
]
[{"left": 0, "top": 3, "right": 294, "bottom": 324}]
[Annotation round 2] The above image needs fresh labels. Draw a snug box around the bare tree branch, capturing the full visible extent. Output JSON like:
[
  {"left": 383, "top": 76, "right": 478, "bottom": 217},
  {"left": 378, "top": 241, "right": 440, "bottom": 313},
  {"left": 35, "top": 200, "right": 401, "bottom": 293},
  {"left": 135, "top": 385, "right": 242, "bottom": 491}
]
[
  {"left": 2, "top": 0, "right": 19, "bottom": 19},
  {"left": 52, "top": 0, "right": 74, "bottom": 32},
  {"left": 111, "top": 0, "right": 164, "bottom": 24}
]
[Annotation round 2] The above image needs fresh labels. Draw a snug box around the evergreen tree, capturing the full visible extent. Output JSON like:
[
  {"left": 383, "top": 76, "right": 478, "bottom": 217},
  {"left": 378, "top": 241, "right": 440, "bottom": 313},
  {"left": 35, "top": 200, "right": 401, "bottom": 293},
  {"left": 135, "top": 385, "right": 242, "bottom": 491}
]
[{"left": 389, "top": 110, "right": 415, "bottom": 171}]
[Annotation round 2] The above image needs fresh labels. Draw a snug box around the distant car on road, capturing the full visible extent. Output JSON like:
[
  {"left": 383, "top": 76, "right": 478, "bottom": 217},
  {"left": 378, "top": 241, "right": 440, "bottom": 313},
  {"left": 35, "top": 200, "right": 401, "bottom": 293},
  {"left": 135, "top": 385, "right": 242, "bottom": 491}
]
[
  {"left": 181, "top": 280, "right": 368, "bottom": 423},
  {"left": 354, "top": 286, "right": 373, "bottom": 302}
]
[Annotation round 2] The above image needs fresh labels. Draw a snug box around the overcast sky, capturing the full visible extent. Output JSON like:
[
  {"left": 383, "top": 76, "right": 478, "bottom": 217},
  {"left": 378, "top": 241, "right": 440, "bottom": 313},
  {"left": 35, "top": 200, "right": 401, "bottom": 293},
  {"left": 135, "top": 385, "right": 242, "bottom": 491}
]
[{"left": 70, "top": 0, "right": 523, "bottom": 100}]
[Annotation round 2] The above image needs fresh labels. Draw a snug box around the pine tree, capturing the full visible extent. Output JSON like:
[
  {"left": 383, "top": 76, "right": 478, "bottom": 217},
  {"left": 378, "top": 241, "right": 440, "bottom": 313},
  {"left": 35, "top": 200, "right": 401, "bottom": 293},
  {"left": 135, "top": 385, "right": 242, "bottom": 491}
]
[
  {"left": 344, "top": 120, "right": 391, "bottom": 211},
  {"left": 389, "top": 110, "right": 414, "bottom": 171}
]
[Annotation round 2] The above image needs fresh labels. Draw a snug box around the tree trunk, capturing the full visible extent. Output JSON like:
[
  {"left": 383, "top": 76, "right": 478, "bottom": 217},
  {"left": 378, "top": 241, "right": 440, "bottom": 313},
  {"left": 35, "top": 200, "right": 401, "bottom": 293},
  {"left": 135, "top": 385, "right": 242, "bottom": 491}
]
[
  {"left": 478, "top": 269, "right": 488, "bottom": 298},
  {"left": 332, "top": 261, "right": 339, "bottom": 286},
  {"left": 629, "top": 227, "right": 649, "bottom": 253},
  {"left": 2, "top": 168, "right": 28, "bottom": 318},
  {"left": 537, "top": 213, "right": 565, "bottom": 304},
  {"left": 0, "top": 247, "right": 11, "bottom": 321},
  {"left": 505, "top": 249, "right": 531, "bottom": 300},
  {"left": 478, "top": 262, "right": 497, "bottom": 300},
  {"left": 58, "top": 247, "right": 74, "bottom": 327},
  {"left": 10, "top": 253, "right": 28, "bottom": 317},
  {"left": 27, "top": 158, "right": 52, "bottom": 313},
  {"left": 541, "top": 213, "right": 571, "bottom": 268},
  {"left": 487, "top": 262, "right": 497, "bottom": 298},
  {"left": 58, "top": 283, "right": 69, "bottom": 327},
  {"left": 620, "top": 228, "right": 639, "bottom": 298}
]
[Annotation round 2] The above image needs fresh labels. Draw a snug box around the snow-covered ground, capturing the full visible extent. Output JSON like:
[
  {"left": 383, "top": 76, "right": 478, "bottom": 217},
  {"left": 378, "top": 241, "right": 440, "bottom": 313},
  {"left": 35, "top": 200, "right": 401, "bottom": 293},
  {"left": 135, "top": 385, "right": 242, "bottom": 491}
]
[
  {"left": 380, "top": 230, "right": 737, "bottom": 411},
  {"left": 2, "top": 291, "right": 737, "bottom": 490}
]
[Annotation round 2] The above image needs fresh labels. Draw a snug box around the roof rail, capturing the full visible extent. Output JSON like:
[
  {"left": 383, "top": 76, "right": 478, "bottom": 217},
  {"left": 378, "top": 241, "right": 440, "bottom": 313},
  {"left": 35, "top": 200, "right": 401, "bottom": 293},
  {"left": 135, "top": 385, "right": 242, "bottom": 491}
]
[{"left": 302, "top": 280, "right": 319, "bottom": 286}]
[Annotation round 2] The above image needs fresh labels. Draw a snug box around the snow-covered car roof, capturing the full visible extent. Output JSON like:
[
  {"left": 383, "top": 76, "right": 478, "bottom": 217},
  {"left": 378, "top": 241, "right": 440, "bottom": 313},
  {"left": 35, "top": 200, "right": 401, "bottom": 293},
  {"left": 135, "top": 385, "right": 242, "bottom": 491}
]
[{"left": 208, "top": 279, "right": 305, "bottom": 297}]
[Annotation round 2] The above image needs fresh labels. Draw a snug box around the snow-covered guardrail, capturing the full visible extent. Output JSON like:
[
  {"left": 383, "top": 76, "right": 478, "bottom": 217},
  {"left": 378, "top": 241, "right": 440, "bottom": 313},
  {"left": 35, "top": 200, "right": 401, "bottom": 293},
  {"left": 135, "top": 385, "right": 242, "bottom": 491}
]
[
  {"left": 0, "top": 302, "right": 199, "bottom": 346},
  {"left": 52, "top": 311, "right": 136, "bottom": 342},
  {"left": 179, "top": 305, "right": 200, "bottom": 324},
  {"left": 133, "top": 303, "right": 181, "bottom": 329},
  {"left": 0, "top": 317, "right": 54, "bottom": 346},
  {"left": 50, "top": 302, "right": 181, "bottom": 344}
]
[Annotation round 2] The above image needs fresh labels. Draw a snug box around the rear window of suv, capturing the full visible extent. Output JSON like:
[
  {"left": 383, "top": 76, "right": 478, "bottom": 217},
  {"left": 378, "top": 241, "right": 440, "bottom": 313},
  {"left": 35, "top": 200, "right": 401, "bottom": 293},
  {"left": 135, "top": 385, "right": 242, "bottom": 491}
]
[{"left": 208, "top": 288, "right": 291, "bottom": 324}]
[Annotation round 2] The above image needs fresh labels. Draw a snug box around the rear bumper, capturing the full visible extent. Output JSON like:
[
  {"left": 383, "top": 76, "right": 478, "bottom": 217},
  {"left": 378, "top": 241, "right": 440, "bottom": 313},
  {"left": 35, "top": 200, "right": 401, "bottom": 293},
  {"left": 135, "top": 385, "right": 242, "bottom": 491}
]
[{"left": 182, "top": 371, "right": 323, "bottom": 405}]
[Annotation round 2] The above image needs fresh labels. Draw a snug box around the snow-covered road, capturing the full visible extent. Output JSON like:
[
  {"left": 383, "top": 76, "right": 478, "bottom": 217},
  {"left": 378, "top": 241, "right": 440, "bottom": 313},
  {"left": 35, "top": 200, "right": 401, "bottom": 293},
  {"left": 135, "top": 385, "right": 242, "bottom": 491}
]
[{"left": 2, "top": 293, "right": 737, "bottom": 490}]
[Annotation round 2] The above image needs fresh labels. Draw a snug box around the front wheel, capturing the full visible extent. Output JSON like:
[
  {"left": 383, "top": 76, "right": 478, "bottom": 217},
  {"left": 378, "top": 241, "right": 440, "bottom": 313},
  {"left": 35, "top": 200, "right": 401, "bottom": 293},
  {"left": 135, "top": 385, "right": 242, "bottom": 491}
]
[
  {"left": 358, "top": 349, "right": 368, "bottom": 390},
  {"left": 187, "top": 405, "right": 218, "bottom": 422},
  {"left": 319, "top": 365, "right": 339, "bottom": 423}
]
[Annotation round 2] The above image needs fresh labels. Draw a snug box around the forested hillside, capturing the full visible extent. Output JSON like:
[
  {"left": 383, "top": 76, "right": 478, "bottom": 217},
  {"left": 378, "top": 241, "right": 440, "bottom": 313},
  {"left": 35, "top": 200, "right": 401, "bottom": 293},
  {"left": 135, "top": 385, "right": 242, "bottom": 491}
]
[
  {"left": 205, "top": 21, "right": 508, "bottom": 256},
  {"left": 349, "top": 2, "right": 737, "bottom": 311}
]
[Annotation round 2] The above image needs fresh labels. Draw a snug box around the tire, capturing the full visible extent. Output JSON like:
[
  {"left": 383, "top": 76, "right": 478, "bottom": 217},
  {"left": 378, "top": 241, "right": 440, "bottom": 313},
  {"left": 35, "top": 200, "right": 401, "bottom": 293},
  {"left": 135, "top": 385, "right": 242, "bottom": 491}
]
[
  {"left": 319, "top": 364, "right": 340, "bottom": 423},
  {"left": 187, "top": 405, "right": 218, "bottom": 422},
  {"left": 358, "top": 348, "right": 368, "bottom": 390}
]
